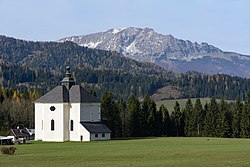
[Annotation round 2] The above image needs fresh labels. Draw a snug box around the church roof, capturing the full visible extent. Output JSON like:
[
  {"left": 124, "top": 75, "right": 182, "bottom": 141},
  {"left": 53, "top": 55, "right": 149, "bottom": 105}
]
[
  {"left": 80, "top": 122, "right": 112, "bottom": 133},
  {"left": 35, "top": 85, "right": 99, "bottom": 103},
  {"left": 35, "top": 86, "right": 69, "bottom": 103},
  {"left": 70, "top": 85, "right": 99, "bottom": 103}
]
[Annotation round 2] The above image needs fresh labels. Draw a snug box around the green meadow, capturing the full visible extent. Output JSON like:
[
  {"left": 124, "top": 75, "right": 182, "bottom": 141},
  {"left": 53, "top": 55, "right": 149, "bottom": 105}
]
[{"left": 1, "top": 137, "right": 250, "bottom": 167}]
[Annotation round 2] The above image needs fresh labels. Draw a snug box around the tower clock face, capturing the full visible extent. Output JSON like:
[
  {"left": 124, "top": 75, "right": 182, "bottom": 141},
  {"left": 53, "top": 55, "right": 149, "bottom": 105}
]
[{"left": 50, "top": 106, "right": 56, "bottom": 111}]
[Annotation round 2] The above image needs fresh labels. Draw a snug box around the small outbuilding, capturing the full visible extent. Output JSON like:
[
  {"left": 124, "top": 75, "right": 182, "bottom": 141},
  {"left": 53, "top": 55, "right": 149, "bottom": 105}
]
[
  {"left": 0, "top": 136, "right": 13, "bottom": 145},
  {"left": 22, "top": 128, "right": 35, "bottom": 140},
  {"left": 7, "top": 129, "right": 29, "bottom": 144},
  {"left": 80, "top": 122, "right": 112, "bottom": 141}
]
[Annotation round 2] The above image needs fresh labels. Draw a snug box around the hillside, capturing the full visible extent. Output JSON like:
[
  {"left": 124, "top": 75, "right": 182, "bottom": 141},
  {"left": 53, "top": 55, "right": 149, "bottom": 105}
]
[
  {"left": 1, "top": 35, "right": 250, "bottom": 100},
  {"left": 0, "top": 35, "right": 173, "bottom": 98},
  {"left": 0, "top": 35, "right": 166, "bottom": 75},
  {"left": 59, "top": 27, "right": 250, "bottom": 78}
]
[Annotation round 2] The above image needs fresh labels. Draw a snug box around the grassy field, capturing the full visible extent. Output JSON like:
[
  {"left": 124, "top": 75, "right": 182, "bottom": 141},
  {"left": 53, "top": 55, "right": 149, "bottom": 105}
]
[
  {"left": 155, "top": 98, "right": 233, "bottom": 112},
  {"left": 1, "top": 137, "right": 250, "bottom": 167}
]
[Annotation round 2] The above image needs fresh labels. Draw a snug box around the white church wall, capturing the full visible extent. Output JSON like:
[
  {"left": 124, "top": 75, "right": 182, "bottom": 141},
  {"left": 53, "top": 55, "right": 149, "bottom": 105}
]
[
  {"left": 35, "top": 103, "right": 44, "bottom": 140},
  {"left": 79, "top": 124, "right": 90, "bottom": 141},
  {"left": 43, "top": 103, "right": 65, "bottom": 142},
  {"left": 80, "top": 103, "right": 101, "bottom": 122},
  {"left": 69, "top": 103, "right": 81, "bottom": 141}
]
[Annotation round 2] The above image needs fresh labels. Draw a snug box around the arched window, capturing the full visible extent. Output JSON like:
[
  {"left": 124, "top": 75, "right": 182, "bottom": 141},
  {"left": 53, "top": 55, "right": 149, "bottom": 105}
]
[
  {"left": 51, "top": 119, "right": 55, "bottom": 131},
  {"left": 70, "top": 120, "right": 74, "bottom": 131}
]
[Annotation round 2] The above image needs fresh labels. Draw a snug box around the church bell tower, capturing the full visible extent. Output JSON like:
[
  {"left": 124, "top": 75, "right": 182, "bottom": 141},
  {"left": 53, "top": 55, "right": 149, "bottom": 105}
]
[{"left": 61, "top": 66, "right": 75, "bottom": 90}]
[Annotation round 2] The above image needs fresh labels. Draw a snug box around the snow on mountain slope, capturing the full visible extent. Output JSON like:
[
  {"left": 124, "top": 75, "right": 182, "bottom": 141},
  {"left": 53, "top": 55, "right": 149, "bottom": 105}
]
[{"left": 58, "top": 27, "right": 250, "bottom": 78}]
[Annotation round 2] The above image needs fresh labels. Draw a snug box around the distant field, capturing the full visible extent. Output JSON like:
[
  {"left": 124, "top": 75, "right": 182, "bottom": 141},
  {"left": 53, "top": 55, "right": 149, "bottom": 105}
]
[
  {"left": 156, "top": 98, "right": 233, "bottom": 112},
  {"left": 1, "top": 137, "right": 250, "bottom": 167}
]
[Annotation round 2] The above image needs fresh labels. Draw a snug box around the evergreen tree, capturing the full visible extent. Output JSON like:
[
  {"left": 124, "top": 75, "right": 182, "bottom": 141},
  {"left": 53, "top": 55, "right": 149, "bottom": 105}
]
[
  {"left": 160, "top": 105, "right": 170, "bottom": 136},
  {"left": 171, "top": 101, "right": 183, "bottom": 136},
  {"left": 127, "top": 95, "right": 141, "bottom": 137},
  {"left": 194, "top": 98, "right": 204, "bottom": 136},
  {"left": 201, "top": 102, "right": 209, "bottom": 136},
  {"left": 117, "top": 97, "right": 127, "bottom": 137},
  {"left": 101, "top": 92, "right": 122, "bottom": 138},
  {"left": 140, "top": 95, "right": 151, "bottom": 136},
  {"left": 155, "top": 108, "right": 163, "bottom": 136},
  {"left": 240, "top": 94, "right": 250, "bottom": 138},
  {"left": 183, "top": 98, "right": 195, "bottom": 136},
  {"left": 240, "top": 104, "right": 250, "bottom": 138},
  {"left": 216, "top": 99, "right": 230, "bottom": 137},
  {"left": 147, "top": 101, "right": 157, "bottom": 136},
  {"left": 232, "top": 96, "right": 243, "bottom": 138},
  {"left": 203, "top": 98, "right": 219, "bottom": 137}
]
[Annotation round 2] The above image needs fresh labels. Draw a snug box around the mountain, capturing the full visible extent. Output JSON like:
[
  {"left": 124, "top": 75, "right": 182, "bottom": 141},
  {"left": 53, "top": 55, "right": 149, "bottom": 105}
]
[
  {"left": 58, "top": 27, "right": 250, "bottom": 78},
  {"left": 1, "top": 35, "right": 250, "bottom": 101}
]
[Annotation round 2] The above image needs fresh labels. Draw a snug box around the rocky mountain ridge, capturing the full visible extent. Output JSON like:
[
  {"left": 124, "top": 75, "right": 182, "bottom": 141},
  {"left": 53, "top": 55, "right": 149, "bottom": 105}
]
[{"left": 59, "top": 27, "right": 250, "bottom": 78}]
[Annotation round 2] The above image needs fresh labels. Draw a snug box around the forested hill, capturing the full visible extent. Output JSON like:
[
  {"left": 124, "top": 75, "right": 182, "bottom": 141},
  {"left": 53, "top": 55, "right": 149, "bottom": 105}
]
[
  {"left": 1, "top": 35, "right": 250, "bottom": 100},
  {"left": 0, "top": 35, "right": 166, "bottom": 75},
  {"left": 0, "top": 35, "right": 173, "bottom": 98}
]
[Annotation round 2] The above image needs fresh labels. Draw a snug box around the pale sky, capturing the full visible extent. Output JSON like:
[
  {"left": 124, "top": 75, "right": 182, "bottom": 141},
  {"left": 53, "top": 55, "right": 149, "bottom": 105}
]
[{"left": 0, "top": 0, "right": 249, "bottom": 55}]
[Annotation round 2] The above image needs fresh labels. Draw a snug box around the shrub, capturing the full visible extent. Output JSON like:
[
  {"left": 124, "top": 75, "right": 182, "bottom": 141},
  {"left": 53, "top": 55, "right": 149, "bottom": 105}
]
[
  {"left": 0, "top": 147, "right": 9, "bottom": 154},
  {"left": 0, "top": 147, "right": 16, "bottom": 155}
]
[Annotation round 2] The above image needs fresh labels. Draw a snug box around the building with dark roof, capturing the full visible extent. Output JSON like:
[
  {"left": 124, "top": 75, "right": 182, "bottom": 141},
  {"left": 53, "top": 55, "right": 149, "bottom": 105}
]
[
  {"left": 35, "top": 66, "right": 111, "bottom": 142},
  {"left": 7, "top": 128, "right": 34, "bottom": 144},
  {"left": 0, "top": 136, "right": 13, "bottom": 145}
]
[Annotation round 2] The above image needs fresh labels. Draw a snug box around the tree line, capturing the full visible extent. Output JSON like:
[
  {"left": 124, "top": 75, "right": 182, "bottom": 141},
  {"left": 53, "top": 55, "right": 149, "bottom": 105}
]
[
  {"left": 101, "top": 92, "right": 250, "bottom": 138},
  {"left": 1, "top": 87, "right": 250, "bottom": 139},
  {"left": 0, "top": 88, "right": 38, "bottom": 135}
]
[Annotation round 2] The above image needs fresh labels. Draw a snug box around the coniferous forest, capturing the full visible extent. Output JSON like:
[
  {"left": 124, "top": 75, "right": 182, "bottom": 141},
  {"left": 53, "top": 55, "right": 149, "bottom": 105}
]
[{"left": 101, "top": 93, "right": 250, "bottom": 138}]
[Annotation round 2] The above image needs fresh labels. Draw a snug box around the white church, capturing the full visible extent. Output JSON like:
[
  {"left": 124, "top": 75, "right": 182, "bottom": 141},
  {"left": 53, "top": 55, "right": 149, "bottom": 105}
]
[{"left": 34, "top": 66, "right": 111, "bottom": 142}]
